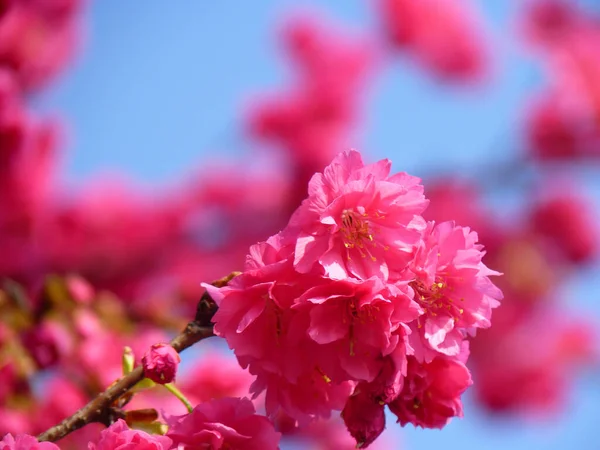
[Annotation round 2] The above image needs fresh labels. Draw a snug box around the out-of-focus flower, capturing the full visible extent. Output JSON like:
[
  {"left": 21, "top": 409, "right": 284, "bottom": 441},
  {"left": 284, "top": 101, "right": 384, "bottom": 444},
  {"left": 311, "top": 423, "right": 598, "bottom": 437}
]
[
  {"left": 470, "top": 305, "right": 597, "bottom": 416},
  {"left": 65, "top": 275, "right": 94, "bottom": 304},
  {"left": 87, "top": 419, "right": 172, "bottom": 450},
  {"left": 424, "top": 179, "right": 491, "bottom": 237},
  {"left": 523, "top": 1, "right": 600, "bottom": 159},
  {"left": 0, "top": 0, "right": 82, "bottom": 91},
  {"left": 490, "top": 232, "right": 559, "bottom": 305},
  {"left": 282, "top": 415, "right": 394, "bottom": 450},
  {"left": 0, "top": 363, "right": 18, "bottom": 406},
  {"left": 521, "top": 0, "right": 584, "bottom": 47},
  {"left": 178, "top": 352, "right": 253, "bottom": 403},
  {"left": 525, "top": 95, "right": 599, "bottom": 160},
  {"left": 528, "top": 186, "right": 597, "bottom": 264},
  {"left": 74, "top": 324, "right": 169, "bottom": 390},
  {"left": 0, "top": 434, "right": 59, "bottom": 450},
  {"left": 0, "top": 68, "right": 61, "bottom": 279},
  {"left": 247, "top": 15, "right": 374, "bottom": 189},
  {"left": 55, "top": 425, "right": 105, "bottom": 450},
  {"left": 33, "top": 377, "right": 87, "bottom": 434},
  {"left": 0, "top": 411, "right": 33, "bottom": 437},
  {"left": 166, "top": 397, "right": 281, "bottom": 450},
  {"left": 142, "top": 343, "right": 180, "bottom": 384},
  {"left": 378, "top": 0, "right": 489, "bottom": 82},
  {"left": 19, "top": 320, "right": 71, "bottom": 370}
]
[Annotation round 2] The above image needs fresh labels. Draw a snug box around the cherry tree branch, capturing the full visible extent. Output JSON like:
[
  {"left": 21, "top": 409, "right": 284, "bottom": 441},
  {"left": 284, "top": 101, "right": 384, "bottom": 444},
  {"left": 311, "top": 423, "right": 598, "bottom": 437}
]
[{"left": 36, "top": 273, "right": 239, "bottom": 443}]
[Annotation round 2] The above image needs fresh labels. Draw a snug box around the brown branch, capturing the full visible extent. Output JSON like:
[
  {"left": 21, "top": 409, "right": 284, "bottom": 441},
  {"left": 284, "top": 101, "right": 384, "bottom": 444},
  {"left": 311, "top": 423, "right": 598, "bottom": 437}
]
[{"left": 35, "top": 273, "right": 239, "bottom": 444}]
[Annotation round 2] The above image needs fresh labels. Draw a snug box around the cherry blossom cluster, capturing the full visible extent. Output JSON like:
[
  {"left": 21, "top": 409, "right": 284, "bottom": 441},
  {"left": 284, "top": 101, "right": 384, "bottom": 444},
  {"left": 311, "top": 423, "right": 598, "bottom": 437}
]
[{"left": 205, "top": 150, "right": 503, "bottom": 447}]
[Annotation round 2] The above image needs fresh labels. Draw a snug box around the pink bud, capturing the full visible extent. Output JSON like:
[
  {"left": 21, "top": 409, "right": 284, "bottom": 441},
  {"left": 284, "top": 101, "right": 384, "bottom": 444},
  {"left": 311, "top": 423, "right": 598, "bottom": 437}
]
[
  {"left": 142, "top": 343, "right": 180, "bottom": 384},
  {"left": 341, "top": 390, "right": 386, "bottom": 449}
]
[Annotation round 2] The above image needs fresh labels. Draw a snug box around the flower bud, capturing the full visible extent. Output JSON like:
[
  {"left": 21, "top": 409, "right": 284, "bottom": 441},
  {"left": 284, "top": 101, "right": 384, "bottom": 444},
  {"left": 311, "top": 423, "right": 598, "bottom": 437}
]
[
  {"left": 341, "top": 390, "right": 386, "bottom": 448},
  {"left": 142, "top": 343, "right": 180, "bottom": 384},
  {"left": 122, "top": 346, "right": 135, "bottom": 375}
]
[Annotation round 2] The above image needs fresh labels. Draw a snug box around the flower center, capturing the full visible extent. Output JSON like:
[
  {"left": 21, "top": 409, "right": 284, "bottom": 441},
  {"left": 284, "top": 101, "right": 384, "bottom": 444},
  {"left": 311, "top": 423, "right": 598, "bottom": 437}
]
[
  {"left": 340, "top": 210, "right": 379, "bottom": 261},
  {"left": 410, "top": 279, "right": 464, "bottom": 326}
]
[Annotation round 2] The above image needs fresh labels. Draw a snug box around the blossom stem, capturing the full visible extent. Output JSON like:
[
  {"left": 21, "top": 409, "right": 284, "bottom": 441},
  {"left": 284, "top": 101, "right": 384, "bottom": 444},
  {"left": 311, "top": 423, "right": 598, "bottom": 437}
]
[
  {"left": 36, "top": 272, "right": 238, "bottom": 444},
  {"left": 163, "top": 383, "right": 194, "bottom": 413}
]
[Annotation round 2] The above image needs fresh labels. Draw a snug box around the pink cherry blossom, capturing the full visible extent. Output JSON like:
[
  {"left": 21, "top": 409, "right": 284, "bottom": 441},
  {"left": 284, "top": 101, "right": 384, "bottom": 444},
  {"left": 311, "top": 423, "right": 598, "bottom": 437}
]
[
  {"left": 0, "top": 434, "right": 58, "bottom": 450},
  {"left": 166, "top": 397, "right": 280, "bottom": 450},
  {"left": 408, "top": 221, "right": 502, "bottom": 361},
  {"left": 88, "top": 419, "right": 171, "bottom": 450},
  {"left": 389, "top": 356, "right": 472, "bottom": 428},
  {"left": 288, "top": 150, "right": 428, "bottom": 280}
]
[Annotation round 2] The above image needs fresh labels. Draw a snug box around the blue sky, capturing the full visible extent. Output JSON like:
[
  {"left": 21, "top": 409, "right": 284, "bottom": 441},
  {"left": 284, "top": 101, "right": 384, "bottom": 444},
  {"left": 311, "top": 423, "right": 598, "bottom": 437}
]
[{"left": 34, "top": 1, "right": 600, "bottom": 449}]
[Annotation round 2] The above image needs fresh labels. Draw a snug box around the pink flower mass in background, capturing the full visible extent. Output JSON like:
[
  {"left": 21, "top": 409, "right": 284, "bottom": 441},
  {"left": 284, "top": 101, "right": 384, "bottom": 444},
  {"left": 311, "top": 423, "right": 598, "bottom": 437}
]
[{"left": 1, "top": 0, "right": 600, "bottom": 449}]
